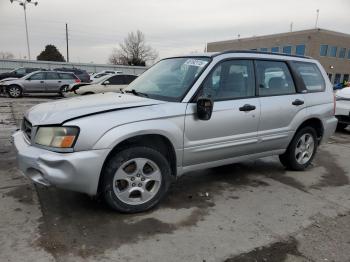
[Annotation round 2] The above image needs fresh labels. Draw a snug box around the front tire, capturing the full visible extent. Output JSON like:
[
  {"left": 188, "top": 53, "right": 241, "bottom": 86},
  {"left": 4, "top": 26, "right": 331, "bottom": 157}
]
[
  {"left": 7, "top": 85, "right": 22, "bottom": 98},
  {"left": 279, "top": 126, "right": 318, "bottom": 171},
  {"left": 101, "top": 146, "right": 172, "bottom": 213}
]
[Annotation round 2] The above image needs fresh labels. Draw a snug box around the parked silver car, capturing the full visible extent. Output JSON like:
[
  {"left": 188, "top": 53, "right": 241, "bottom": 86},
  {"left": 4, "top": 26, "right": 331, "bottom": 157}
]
[
  {"left": 13, "top": 51, "right": 337, "bottom": 213},
  {"left": 1, "top": 71, "right": 80, "bottom": 98}
]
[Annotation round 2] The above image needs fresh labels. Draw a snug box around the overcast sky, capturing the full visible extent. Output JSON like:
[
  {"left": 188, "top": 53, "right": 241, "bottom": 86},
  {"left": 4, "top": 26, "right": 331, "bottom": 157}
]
[{"left": 0, "top": 0, "right": 349, "bottom": 64}]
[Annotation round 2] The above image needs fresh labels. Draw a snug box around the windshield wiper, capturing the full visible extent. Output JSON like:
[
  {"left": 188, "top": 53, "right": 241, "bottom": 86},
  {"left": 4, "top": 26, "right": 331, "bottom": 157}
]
[{"left": 124, "top": 89, "right": 148, "bottom": 97}]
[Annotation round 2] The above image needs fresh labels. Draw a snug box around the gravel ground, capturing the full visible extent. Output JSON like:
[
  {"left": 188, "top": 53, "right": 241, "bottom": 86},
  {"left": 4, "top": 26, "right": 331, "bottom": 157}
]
[{"left": 1, "top": 96, "right": 350, "bottom": 262}]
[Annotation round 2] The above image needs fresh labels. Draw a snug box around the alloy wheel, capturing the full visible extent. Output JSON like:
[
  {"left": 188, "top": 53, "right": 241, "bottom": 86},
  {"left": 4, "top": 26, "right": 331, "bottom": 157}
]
[{"left": 295, "top": 133, "right": 315, "bottom": 165}]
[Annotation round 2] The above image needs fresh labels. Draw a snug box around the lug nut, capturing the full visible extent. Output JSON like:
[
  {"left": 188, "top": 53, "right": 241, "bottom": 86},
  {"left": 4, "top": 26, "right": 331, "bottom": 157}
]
[
  {"left": 132, "top": 183, "right": 136, "bottom": 187},
  {"left": 131, "top": 177, "right": 135, "bottom": 181},
  {"left": 141, "top": 178, "right": 145, "bottom": 181},
  {"left": 136, "top": 174, "right": 141, "bottom": 177},
  {"left": 138, "top": 183, "right": 142, "bottom": 187}
]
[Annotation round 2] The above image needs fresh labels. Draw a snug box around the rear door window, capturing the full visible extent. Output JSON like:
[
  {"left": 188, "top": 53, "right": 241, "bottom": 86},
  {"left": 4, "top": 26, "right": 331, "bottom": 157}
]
[
  {"left": 256, "top": 60, "right": 296, "bottom": 96},
  {"left": 124, "top": 75, "right": 137, "bottom": 84},
  {"left": 59, "top": 73, "right": 75, "bottom": 79},
  {"left": 292, "top": 62, "right": 325, "bottom": 92},
  {"left": 108, "top": 75, "right": 124, "bottom": 85},
  {"left": 46, "top": 72, "right": 60, "bottom": 80}
]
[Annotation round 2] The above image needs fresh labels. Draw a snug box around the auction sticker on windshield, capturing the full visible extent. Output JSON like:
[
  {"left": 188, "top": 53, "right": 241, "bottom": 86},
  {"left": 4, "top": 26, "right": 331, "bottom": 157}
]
[{"left": 184, "top": 59, "right": 208, "bottom": 67}]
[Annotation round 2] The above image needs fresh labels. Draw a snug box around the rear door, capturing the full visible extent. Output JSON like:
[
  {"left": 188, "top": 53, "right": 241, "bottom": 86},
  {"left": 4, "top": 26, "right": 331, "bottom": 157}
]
[
  {"left": 256, "top": 60, "right": 306, "bottom": 152},
  {"left": 183, "top": 59, "right": 260, "bottom": 167},
  {"left": 45, "top": 72, "right": 61, "bottom": 92},
  {"left": 23, "top": 72, "right": 46, "bottom": 92}
]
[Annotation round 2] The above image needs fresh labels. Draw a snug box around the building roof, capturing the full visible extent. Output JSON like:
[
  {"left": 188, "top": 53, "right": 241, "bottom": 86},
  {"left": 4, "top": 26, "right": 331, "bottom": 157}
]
[{"left": 208, "top": 28, "right": 350, "bottom": 45}]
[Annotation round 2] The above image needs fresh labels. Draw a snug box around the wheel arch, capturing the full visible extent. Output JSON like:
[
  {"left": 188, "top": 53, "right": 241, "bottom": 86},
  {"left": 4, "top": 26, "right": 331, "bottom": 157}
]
[
  {"left": 295, "top": 117, "right": 324, "bottom": 144},
  {"left": 97, "top": 133, "right": 177, "bottom": 195}
]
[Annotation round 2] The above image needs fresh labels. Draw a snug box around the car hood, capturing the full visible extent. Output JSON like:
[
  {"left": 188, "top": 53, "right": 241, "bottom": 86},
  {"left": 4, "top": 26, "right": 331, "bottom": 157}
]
[
  {"left": 336, "top": 87, "right": 350, "bottom": 99},
  {"left": 26, "top": 92, "right": 165, "bottom": 126},
  {"left": 0, "top": 77, "right": 18, "bottom": 83}
]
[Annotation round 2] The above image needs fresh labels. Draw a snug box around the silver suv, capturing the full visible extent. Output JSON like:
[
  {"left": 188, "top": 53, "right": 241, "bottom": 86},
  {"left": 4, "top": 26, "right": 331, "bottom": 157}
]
[
  {"left": 1, "top": 71, "right": 80, "bottom": 98},
  {"left": 13, "top": 51, "right": 337, "bottom": 213}
]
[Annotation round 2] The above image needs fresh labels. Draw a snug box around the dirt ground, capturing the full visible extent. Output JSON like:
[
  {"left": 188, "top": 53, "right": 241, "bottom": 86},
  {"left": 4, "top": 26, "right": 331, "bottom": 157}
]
[{"left": 1, "top": 96, "right": 350, "bottom": 262}]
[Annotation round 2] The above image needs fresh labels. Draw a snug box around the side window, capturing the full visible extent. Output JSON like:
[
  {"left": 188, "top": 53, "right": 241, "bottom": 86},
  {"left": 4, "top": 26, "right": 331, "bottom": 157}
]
[
  {"left": 201, "top": 60, "right": 255, "bottom": 101},
  {"left": 124, "top": 75, "right": 137, "bottom": 84},
  {"left": 15, "top": 68, "right": 26, "bottom": 75},
  {"left": 292, "top": 62, "right": 325, "bottom": 92},
  {"left": 46, "top": 72, "right": 59, "bottom": 80},
  {"left": 108, "top": 75, "right": 124, "bottom": 85},
  {"left": 59, "top": 73, "right": 75, "bottom": 79},
  {"left": 256, "top": 60, "right": 296, "bottom": 96},
  {"left": 29, "top": 72, "right": 45, "bottom": 80}
]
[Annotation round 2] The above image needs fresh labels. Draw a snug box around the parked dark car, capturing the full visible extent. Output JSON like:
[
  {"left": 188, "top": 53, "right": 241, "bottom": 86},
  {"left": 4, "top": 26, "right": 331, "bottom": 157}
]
[
  {"left": 0, "top": 67, "right": 43, "bottom": 81},
  {"left": 53, "top": 67, "right": 90, "bottom": 83}
]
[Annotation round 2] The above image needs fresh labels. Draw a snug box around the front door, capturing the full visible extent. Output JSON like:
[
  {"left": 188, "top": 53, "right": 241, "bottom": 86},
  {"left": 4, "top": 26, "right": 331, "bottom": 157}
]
[
  {"left": 183, "top": 59, "right": 260, "bottom": 167},
  {"left": 23, "top": 72, "right": 45, "bottom": 92}
]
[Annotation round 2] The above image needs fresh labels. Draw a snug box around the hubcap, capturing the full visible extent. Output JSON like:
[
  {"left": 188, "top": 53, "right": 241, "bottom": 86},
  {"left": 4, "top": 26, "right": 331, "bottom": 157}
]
[
  {"left": 295, "top": 133, "right": 315, "bottom": 165},
  {"left": 9, "top": 87, "right": 20, "bottom": 97},
  {"left": 112, "top": 158, "right": 162, "bottom": 205}
]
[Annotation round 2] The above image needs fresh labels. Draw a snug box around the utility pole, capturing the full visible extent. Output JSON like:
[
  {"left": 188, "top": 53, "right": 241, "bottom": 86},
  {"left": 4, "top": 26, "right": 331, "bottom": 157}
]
[
  {"left": 290, "top": 22, "right": 293, "bottom": 32},
  {"left": 10, "top": 0, "right": 38, "bottom": 60},
  {"left": 315, "top": 9, "right": 320, "bottom": 28},
  {"left": 66, "top": 23, "right": 69, "bottom": 62}
]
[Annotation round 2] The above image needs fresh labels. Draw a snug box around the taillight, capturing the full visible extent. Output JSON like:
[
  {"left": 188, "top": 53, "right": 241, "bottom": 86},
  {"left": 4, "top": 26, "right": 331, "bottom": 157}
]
[
  {"left": 333, "top": 92, "right": 336, "bottom": 115},
  {"left": 75, "top": 79, "right": 81, "bottom": 83}
]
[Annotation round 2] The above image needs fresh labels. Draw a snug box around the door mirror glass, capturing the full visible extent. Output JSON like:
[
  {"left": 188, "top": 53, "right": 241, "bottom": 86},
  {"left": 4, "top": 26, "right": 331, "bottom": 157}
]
[
  {"left": 197, "top": 97, "right": 214, "bottom": 120},
  {"left": 103, "top": 80, "right": 110, "bottom": 85}
]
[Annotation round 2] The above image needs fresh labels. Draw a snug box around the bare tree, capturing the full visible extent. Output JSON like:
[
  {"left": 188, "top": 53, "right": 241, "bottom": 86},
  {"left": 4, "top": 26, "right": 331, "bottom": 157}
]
[
  {"left": 0, "top": 52, "right": 14, "bottom": 59},
  {"left": 109, "top": 30, "right": 158, "bottom": 66}
]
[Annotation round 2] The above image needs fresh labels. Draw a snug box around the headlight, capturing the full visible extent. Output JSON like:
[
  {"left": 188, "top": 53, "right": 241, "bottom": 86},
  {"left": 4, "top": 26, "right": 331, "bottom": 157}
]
[{"left": 34, "top": 126, "right": 79, "bottom": 148}]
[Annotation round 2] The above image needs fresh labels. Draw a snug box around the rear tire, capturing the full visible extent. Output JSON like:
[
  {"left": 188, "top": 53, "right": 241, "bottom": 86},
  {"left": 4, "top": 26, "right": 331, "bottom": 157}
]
[
  {"left": 336, "top": 123, "right": 348, "bottom": 131},
  {"left": 279, "top": 126, "right": 318, "bottom": 171},
  {"left": 101, "top": 146, "right": 172, "bottom": 213},
  {"left": 59, "top": 85, "right": 68, "bottom": 97},
  {"left": 7, "top": 85, "right": 22, "bottom": 98}
]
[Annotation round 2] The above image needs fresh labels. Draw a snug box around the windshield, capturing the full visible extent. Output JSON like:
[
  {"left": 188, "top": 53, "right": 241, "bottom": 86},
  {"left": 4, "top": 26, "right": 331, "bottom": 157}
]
[{"left": 124, "top": 57, "right": 211, "bottom": 102}]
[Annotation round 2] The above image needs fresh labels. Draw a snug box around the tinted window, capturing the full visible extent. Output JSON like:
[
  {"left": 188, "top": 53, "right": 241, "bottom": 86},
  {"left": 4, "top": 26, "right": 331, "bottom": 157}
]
[
  {"left": 29, "top": 72, "right": 45, "bottom": 80},
  {"left": 320, "top": 45, "right": 328, "bottom": 56},
  {"left": 339, "top": 48, "right": 346, "bottom": 58},
  {"left": 295, "top": 45, "right": 306, "bottom": 56},
  {"left": 283, "top": 46, "right": 292, "bottom": 54},
  {"left": 344, "top": 74, "right": 349, "bottom": 82},
  {"left": 108, "top": 75, "right": 124, "bottom": 85},
  {"left": 46, "top": 72, "right": 60, "bottom": 80},
  {"left": 256, "top": 60, "right": 295, "bottom": 96},
  {"left": 271, "top": 47, "right": 279, "bottom": 53},
  {"left": 27, "top": 68, "right": 40, "bottom": 73},
  {"left": 334, "top": 74, "right": 341, "bottom": 84},
  {"left": 201, "top": 60, "right": 255, "bottom": 101},
  {"left": 59, "top": 73, "right": 75, "bottom": 79},
  {"left": 329, "top": 46, "right": 337, "bottom": 57},
  {"left": 260, "top": 48, "right": 268, "bottom": 52},
  {"left": 124, "top": 75, "right": 137, "bottom": 84},
  {"left": 293, "top": 62, "right": 325, "bottom": 92}
]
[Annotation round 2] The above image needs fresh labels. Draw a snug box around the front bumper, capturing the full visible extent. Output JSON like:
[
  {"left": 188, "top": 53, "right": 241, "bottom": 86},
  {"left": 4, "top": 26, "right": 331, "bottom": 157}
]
[
  {"left": 335, "top": 100, "right": 350, "bottom": 125},
  {"left": 13, "top": 131, "right": 109, "bottom": 196}
]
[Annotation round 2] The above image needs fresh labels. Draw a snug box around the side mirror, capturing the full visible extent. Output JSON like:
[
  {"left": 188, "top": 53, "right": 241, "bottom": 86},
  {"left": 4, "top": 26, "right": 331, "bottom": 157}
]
[
  {"left": 197, "top": 97, "right": 214, "bottom": 120},
  {"left": 103, "top": 80, "right": 110, "bottom": 85}
]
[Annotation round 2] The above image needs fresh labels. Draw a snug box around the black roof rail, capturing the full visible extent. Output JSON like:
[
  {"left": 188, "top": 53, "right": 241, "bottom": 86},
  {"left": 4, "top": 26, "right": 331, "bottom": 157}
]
[{"left": 214, "top": 50, "right": 311, "bottom": 59}]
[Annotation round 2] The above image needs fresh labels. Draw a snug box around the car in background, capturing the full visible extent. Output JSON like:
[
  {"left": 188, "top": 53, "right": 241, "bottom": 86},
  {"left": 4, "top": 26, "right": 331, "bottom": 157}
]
[
  {"left": 335, "top": 87, "right": 350, "bottom": 130},
  {"left": 0, "top": 67, "right": 43, "bottom": 81},
  {"left": 64, "top": 73, "right": 137, "bottom": 96},
  {"left": 1, "top": 71, "right": 80, "bottom": 98},
  {"left": 90, "top": 70, "right": 123, "bottom": 82},
  {"left": 53, "top": 67, "right": 90, "bottom": 83}
]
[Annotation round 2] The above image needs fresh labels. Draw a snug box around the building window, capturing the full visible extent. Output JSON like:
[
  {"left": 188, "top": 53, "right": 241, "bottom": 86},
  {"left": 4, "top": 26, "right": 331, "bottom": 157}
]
[
  {"left": 250, "top": 48, "right": 257, "bottom": 51},
  {"left": 260, "top": 48, "right": 268, "bottom": 52},
  {"left": 295, "top": 44, "right": 306, "bottom": 56},
  {"left": 339, "top": 48, "right": 346, "bottom": 58},
  {"left": 320, "top": 45, "right": 328, "bottom": 56},
  {"left": 271, "top": 47, "right": 279, "bottom": 53},
  {"left": 334, "top": 74, "right": 341, "bottom": 84},
  {"left": 348, "top": 50, "right": 350, "bottom": 59},
  {"left": 329, "top": 46, "right": 338, "bottom": 57},
  {"left": 283, "top": 46, "right": 292, "bottom": 54},
  {"left": 328, "top": 74, "right": 332, "bottom": 82},
  {"left": 344, "top": 74, "right": 349, "bottom": 83}
]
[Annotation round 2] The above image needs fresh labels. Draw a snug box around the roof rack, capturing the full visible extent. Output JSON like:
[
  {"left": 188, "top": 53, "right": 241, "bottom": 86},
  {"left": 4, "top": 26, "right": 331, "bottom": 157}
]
[{"left": 214, "top": 50, "right": 311, "bottom": 59}]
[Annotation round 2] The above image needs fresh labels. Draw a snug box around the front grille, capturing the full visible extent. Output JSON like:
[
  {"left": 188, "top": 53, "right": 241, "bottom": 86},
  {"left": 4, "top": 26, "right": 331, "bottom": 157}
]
[{"left": 22, "top": 118, "right": 33, "bottom": 141}]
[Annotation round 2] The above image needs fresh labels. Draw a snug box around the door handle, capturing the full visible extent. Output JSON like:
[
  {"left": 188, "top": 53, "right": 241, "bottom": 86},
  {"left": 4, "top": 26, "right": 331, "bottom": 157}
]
[
  {"left": 58, "top": 80, "right": 62, "bottom": 83},
  {"left": 292, "top": 99, "right": 304, "bottom": 106},
  {"left": 40, "top": 81, "right": 44, "bottom": 83},
  {"left": 239, "top": 104, "right": 256, "bottom": 112}
]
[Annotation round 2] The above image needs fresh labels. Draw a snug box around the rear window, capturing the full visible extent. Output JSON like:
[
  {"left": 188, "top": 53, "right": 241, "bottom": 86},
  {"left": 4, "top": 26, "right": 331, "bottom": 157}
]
[
  {"left": 59, "top": 73, "right": 76, "bottom": 80},
  {"left": 293, "top": 62, "right": 325, "bottom": 92}
]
